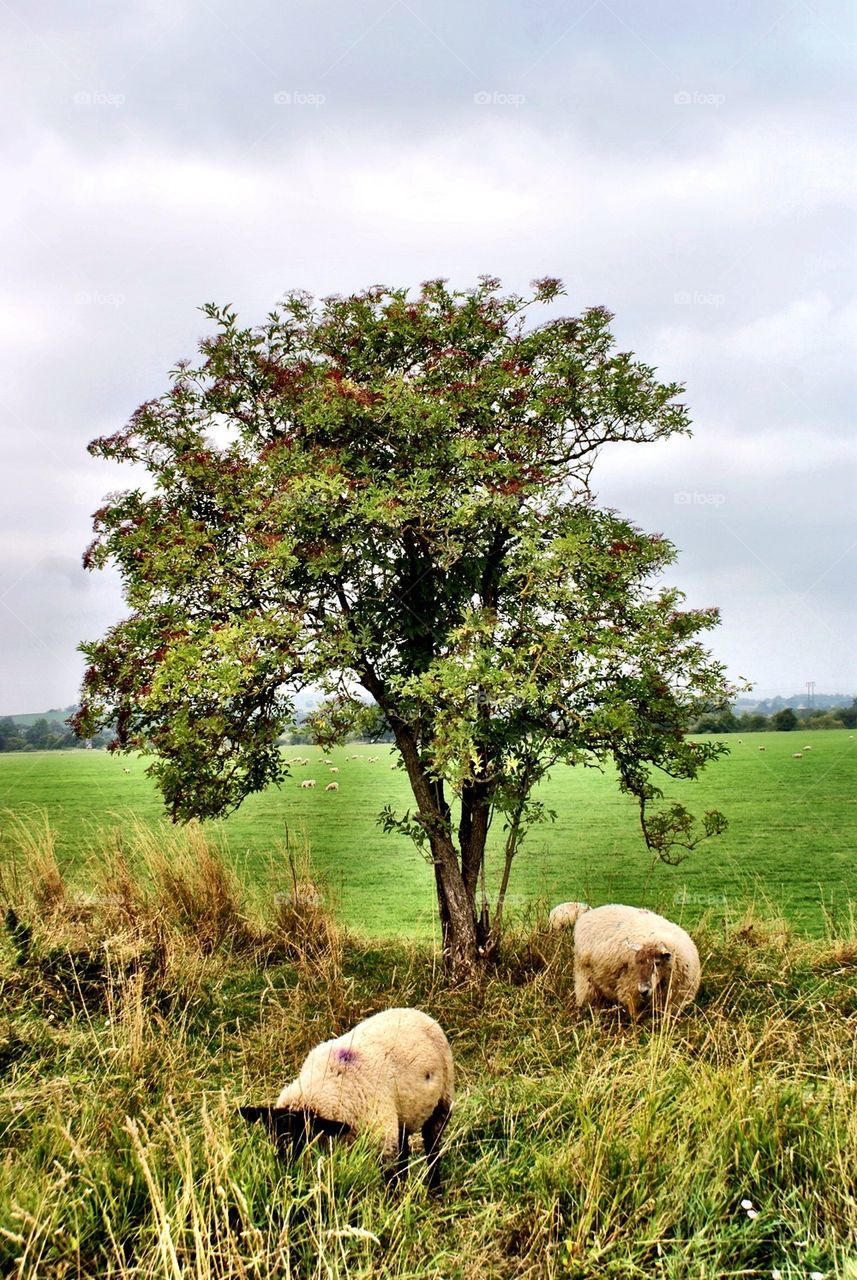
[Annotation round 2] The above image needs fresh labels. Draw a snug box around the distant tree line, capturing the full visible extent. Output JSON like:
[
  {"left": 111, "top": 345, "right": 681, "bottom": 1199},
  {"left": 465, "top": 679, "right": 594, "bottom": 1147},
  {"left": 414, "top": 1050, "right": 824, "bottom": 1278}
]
[
  {"left": 692, "top": 699, "right": 857, "bottom": 734},
  {"left": 283, "top": 703, "right": 394, "bottom": 746},
  {"left": 0, "top": 715, "right": 113, "bottom": 752},
  {"left": 2, "top": 696, "right": 852, "bottom": 754}
]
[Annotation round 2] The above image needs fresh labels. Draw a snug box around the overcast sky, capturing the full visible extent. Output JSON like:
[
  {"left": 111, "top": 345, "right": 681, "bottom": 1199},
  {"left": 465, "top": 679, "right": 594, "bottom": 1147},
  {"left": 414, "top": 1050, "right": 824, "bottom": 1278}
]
[{"left": 1, "top": 0, "right": 854, "bottom": 715}]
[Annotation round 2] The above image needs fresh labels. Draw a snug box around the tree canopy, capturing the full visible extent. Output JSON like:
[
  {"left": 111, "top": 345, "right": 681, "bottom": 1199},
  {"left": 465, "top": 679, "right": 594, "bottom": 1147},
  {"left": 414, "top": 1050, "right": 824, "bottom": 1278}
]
[{"left": 74, "top": 276, "right": 734, "bottom": 978}]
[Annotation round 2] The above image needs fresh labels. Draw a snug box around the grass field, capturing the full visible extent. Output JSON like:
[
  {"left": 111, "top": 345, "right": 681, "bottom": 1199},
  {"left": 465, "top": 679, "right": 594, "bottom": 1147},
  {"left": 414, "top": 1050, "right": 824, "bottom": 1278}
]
[
  {"left": 0, "top": 826, "right": 855, "bottom": 1279},
  {"left": 0, "top": 731, "right": 854, "bottom": 938}
]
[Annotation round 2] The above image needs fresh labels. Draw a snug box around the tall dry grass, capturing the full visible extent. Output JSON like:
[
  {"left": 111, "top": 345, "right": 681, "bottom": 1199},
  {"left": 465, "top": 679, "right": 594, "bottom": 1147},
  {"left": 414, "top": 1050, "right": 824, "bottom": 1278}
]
[{"left": 0, "top": 815, "right": 855, "bottom": 1278}]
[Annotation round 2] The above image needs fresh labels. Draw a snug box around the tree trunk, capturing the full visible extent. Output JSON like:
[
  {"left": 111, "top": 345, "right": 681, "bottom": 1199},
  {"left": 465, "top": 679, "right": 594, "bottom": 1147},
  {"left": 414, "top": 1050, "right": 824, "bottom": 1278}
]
[
  {"left": 431, "top": 849, "right": 479, "bottom": 980},
  {"left": 381, "top": 712, "right": 480, "bottom": 981},
  {"left": 430, "top": 842, "right": 453, "bottom": 958}
]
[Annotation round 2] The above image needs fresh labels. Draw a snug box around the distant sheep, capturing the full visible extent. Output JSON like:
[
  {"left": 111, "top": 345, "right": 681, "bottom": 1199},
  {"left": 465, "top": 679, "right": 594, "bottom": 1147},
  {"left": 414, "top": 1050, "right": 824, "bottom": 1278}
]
[
  {"left": 368, "top": 756, "right": 379, "bottom": 763},
  {"left": 573, "top": 904, "right": 701, "bottom": 1020},
  {"left": 325, "top": 781, "right": 339, "bottom": 792},
  {"left": 328, "top": 766, "right": 340, "bottom": 774},
  {"left": 122, "top": 768, "right": 130, "bottom": 774},
  {"left": 548, "top": 901, "right": 590, "bottom": 932},
  {"left": 759, "top": 746, "right": 766, "bottom": 751},
  {"left": 240, "top": 1007, "right": 454, "bottom": 1193},
  {"left": 792, "top": 752, "right": 803, "bottom": 759},
  {"left": 300, "top": 779, "right": 317, "bottom": 789}
]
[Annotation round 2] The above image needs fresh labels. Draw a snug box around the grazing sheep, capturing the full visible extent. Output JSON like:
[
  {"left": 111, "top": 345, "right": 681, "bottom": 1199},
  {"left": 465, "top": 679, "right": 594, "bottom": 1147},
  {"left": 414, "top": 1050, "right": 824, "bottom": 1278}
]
[
  {"left": 368, "top": 756, "right": 379, "bottom": 763},
  {"left": 548, "top": 901, "right": 590, "bottom": 932},
  {"left": 300, "top": 779, "right": 317, "bottom": 789},
  {"left": 803, "top": 745, "right": 812, "bottom": 751},
  {"left": 573, "top": 904, "right": 701, "bottom": 1020},
  {"left": 240, "top": 1007, "right": 454, "bottom": 1193},
  {"left": 325, "top": 781, "right": 339, "bottom": 792},
  {"left": 759, "top": 746, "right": 766, "bottom": 751},
  {"left": 122, "top": 768, "right": 130, "bottom": 774},
  {"left": 329, "top": 766, "right": 340, "bottom": 774},
  {"left": 792, "top": 752, "right": 803, "bottom": 759}
]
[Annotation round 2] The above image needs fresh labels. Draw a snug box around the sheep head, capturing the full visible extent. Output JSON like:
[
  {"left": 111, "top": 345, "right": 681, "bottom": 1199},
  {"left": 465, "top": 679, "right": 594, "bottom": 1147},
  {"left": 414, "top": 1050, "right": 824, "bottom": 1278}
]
[
  {"left": 239, "top": 1104, "right": 352, "bottom": 1158},
  {"left": 629, "top": 942, "right": 673, "bottom": 999}
]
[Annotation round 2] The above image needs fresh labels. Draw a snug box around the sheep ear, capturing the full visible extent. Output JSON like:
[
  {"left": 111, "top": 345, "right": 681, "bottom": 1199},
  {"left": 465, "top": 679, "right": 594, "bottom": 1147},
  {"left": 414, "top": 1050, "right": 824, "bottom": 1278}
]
[
  {"left": 658, "top": 950, "right": 672, "bottom": 962},
  {"left": 240, "top": 1106, "right": 299, "bottom": 1154}
]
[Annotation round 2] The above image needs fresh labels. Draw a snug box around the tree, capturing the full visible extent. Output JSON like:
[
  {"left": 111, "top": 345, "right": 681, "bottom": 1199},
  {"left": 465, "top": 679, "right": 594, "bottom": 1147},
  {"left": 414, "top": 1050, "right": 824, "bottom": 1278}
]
[
  {"left": 694, "top": 708, "right": 738, "bottom": 734},
  {"left": 737, "top": 713, "right": 769, "bottom": 732},
  {"left": 25, "top": 718, "right": 54, "bottom": 750},
  {"left": 0, "top": 717, "right": 26, "bottom": 752},
  {"left": 772, "top": 707, "right": 798, "bottom": 732},
  {"left": 74, "top": 277, "right": 734, "bottom": 981},
  {"left": 839, "top": 699, "right": 857, "bottom": 730}
]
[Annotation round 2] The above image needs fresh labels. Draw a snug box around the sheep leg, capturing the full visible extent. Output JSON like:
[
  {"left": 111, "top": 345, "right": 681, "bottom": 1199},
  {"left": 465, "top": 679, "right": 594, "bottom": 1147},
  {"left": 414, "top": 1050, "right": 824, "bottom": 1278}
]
[
  {"left": 422, "top": 1100, "right": 451, "bottom": 1196},
  {"left": 383, "top": 1124, "right": 410, "bottom": 1192},
  {"left": 573, "top": 966, "right": 603, "bottom": 1010}
]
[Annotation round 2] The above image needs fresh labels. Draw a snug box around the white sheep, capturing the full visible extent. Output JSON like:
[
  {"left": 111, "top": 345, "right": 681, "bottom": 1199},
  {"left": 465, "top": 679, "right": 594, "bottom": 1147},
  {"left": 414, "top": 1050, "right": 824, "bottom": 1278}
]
[
  {"left": 792, "top": 752, "right": 803, "bottom": 759},
  {"left": 240, "top": 1007, "right": 454, "bottom": 1193},
  {"left": 548, "top": 901, "right": 590, "bottom": 932},
  {"left": 325, "top": 781, "right": 339, "bottom": 792},
  {"left": 573, "top": 904, "right": 701, "bottom": 1020},
  {"left": 300, "top": 779, "right": 317, "bottom": 789},
  {"left": 328, "top": 766, "right": 340, "bottom": 774}
]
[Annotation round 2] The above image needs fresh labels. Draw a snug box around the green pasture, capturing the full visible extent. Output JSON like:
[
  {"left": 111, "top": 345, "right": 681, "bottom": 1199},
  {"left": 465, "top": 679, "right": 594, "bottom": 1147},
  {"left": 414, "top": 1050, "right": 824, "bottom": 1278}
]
[{"left": 0, "top": 730, "right": 854, "bottom": 937}]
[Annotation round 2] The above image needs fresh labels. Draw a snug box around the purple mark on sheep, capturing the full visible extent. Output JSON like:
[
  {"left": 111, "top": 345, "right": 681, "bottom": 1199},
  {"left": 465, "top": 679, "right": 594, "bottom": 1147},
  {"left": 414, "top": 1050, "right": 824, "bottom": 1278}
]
[{"left": 335, "top": 1047, "right": 358, "bottom": 1065}]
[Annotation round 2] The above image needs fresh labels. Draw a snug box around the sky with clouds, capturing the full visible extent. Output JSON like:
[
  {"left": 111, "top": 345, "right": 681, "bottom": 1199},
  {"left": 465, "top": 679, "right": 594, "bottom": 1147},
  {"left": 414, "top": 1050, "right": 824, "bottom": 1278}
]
[{"left": 1, "top": 0, "right": 854, "bottom": 714}]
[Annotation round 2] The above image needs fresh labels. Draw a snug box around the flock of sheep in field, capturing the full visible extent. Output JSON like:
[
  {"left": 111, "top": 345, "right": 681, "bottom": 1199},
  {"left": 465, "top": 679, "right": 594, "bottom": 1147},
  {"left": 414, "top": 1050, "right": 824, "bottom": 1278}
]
[
  {"left": 242, "top": 899, "right": 702, "bottom": 1194},
  {"left": 287, "top": 752, "right": 384, "bottom": 792}
]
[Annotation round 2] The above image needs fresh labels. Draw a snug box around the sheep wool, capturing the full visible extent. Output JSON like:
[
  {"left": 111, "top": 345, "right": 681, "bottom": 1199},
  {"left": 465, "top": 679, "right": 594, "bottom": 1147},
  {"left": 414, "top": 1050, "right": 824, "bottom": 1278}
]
[
  {"left": 241, "top": 1007, "right": 454, "bottom": 1192},
  {"left": 548, "top": 901, "right": 590, "bottom": 931},
  {"left": 573, "top": 904, "right": 701, "bottom": 1019}
]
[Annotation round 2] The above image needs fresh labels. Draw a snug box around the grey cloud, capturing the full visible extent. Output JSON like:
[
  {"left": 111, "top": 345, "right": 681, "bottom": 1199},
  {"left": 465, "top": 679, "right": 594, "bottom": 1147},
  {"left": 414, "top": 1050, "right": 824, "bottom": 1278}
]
[{"left": 0, "top": 0, "right": 854, "bottom": 711}]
